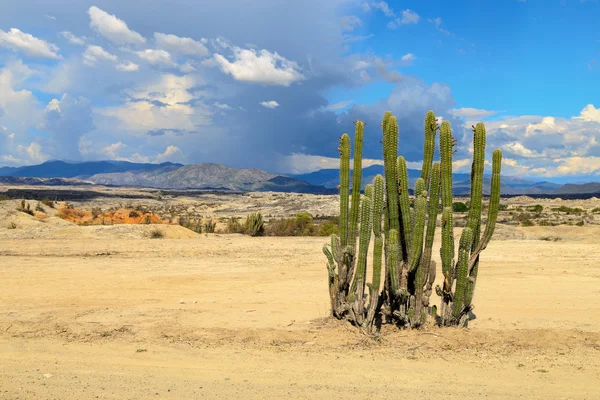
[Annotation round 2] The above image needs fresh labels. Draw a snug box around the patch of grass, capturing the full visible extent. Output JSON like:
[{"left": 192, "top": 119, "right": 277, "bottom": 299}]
[
  {"left": 136, "top": 348, "right": 148, "bottom": 353},
  {"left": 226, "top": 217, "right": 245, "bottom": 234},
  {"left": 100, "top": 331, "right": 112, "bottom": 337},
  {"left": 529, "top": 204, "right": 543, "bottom": 213},
  {"left": 149, "top": 228, "right": 165, "bottom": 239},
  {"left": 498, "top": 203, "right": 509, "bottom": 211},
  {"left": 552, "top": 206, "right": 583, "bottom": 214},
  {"left": 0, "top": 194, "right": 10, "bottom": 201},
  {"left": 35, "top": 202, "right": 45, "bottom": 212},
  {"left": 7, "top": 222, "right": 17, "bottom": 229},
  {"left": 41, "top": 198, "right": 55, "bottom": 208},
  {"left": 245, "top": 212, "right": 265, "bottom": 237},
  {"left": 204, "top": 219, "right": 216, "bottom": 233},
  {"left": 592, "top": 207, "right": 600, "bottom": 213},
  {"left": 521, "top": 219, "right": 535, "bottom": 227},
  {"left": 576, "top": 220, "right": 585, "bottom": 226}
]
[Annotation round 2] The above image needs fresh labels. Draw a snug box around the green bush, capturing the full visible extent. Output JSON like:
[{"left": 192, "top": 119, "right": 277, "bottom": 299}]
[
  {"left": 41, "top": 198, "right": 55, "bottom": 208},
  {"left": 552, "top": 206, "right": 583, "bottom": 214},
  {"left": 521, "top": 219, "right": 535, "bottom": 227},
  {"left": 245, "top": 213, "right": 265, "bottom": 237},
  {"left": 226, "top": 217, "right": 245, "bottom": 234},
  {"left": 529, "top": 204, "right": 543, "bottom": 213},
  {"left": 452, "top": 202, "right": 468, "bottom": 212},
  {"left": 576, "top": 220, "right": 585, "bottom": 226}
]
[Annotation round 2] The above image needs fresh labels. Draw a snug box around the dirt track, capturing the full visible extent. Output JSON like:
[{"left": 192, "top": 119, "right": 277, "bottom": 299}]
[{"left": 1, "top": 225, "right": 600, "bottom": 399}]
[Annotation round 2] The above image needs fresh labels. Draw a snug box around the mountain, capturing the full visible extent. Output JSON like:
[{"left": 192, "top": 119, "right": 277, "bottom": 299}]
[
  {"left": 289, "top": 166, "right": 562, "bottom": 195},
  {"left": 0, "top": 160, "right": 183, "bottom": 178},
  {"left": 555, "top": 182, "right": 600, "bottom": 195},
  {"left": 87, "top": 163, "right": 336, "bottom": 193}
]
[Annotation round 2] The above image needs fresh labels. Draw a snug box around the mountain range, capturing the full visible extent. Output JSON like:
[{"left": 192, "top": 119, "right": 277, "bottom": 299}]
[{"left": 1, "top": 160, "right": 599, "bottom": 196}]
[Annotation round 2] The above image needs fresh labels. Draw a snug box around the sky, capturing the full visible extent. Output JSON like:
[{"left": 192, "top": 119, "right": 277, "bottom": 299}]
[{"left": 0, "top": 0, "right": 599, "bottom": 181}]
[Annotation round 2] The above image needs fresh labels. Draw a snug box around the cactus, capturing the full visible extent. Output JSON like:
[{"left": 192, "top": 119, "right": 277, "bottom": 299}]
[{"left": 323, "top": 110, "right": 502, "bottom": 330}]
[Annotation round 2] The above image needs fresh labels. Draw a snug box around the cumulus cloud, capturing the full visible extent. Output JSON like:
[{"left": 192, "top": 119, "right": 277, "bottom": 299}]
[
  {"left": 116, "top": 61, "right": 139, "bottom": 72},
  {"left": 39, "top": 94, "right": 95, "bottom": 159},
  {"left": 155, "top": 145, "right": 186, "bottom": 163},
  {"left": 574, "top": 104, "right": 600, "bottom": 122},
  {"left": 82, "top": 45, "right": 118, "bottom": 66},
  {"left": 59, "top": 31, "right": 86, "bottom": 46},
  {"left": 88, "top": 6, "right": 146, "bottom": 45},
  {"left": 429, "top": 17, "right": 452, "bottom": 36},
  {"left": 260, "top": 100, "right": 279, "bottom": 109},
  {"left": 214, "top": 45, "right": 304, "bottom": 86},
  {"left": 340, "top": 16, "right": 362, "bottom": 32},
  {"left": 449, "top": 108, "right": 497, "bottom": 119},
  {"left": 135, "top": 49, "right": 177, "bottom": 67},
  {"left": 401, "top": 53, "right": 416, "bottom": 63},
  {"left": 0, "top": 28, "right": 61, "bottom": 59},
  {"left": 154, "top": 32, "right": 209, "bottom": 57}
]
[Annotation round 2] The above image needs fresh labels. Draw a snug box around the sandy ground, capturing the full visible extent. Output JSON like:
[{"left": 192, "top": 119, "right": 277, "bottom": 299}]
[{"left": 0, "top": 221, "right": 599, "bottom": 399}]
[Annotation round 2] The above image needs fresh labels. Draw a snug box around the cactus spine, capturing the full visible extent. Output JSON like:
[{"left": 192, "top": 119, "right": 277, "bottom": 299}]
[{"left": 323, "top": 110, "right": 502, "bottom": 330}]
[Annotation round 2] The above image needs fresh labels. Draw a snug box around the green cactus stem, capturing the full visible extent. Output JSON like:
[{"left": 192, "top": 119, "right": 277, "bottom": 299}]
[
  {"left": 339, "top": 134, "right": 351, "bottom": 248},
  {"left": 421, "top": 110, "right": 437, "bottom": 191},
  {"left": 349, "top": 121, "right": 365, "bottom": 252},
  {"left": 452, "top": 227, "right": 474, "bottom": 320},
  {"left": 396, "top": 156, "right": 412, "bottom": 261}
]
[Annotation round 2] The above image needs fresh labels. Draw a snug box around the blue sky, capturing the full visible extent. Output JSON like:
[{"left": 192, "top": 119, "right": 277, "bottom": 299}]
[{"left": 0, "top": 0, "right": 599, "bottom": 180}]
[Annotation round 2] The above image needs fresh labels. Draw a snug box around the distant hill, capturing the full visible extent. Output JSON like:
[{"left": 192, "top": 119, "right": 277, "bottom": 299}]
[
  {"left": 289, "top": 165, "right": 564, "bottom": 195},
  {"left": 1, "top": 160, "right": 599, "bottom": 196},
  {"left": 0, "top": 160, "right": 183, "bottom": 178}
]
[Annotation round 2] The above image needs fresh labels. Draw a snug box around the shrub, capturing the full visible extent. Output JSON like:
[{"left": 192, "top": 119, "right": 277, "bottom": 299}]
[
  {"left": 452, "top": 202, "right": 468, "bottom": 212},
  {"left": 0, "top": 194, "right": 10, "bottom": 201},
  {"left": 540, "top": 236, "right": 561, "bottom": 242},
  {"left": 7, "top": 222, "right": 17, "bottom": 229},
  {"left": 41, "top": 198, "right": 55, "bottom": 208},
  {"left": 529, "top": 204, "right": 543, "bottom": 213},
  {"left": 92, "top": 207, "right": 102, "bottom": 218},
  {"left": 35, "top": 202, "right": 45, "bottom": 212},
  {"left": 318, "top": 216, "right": 339, "bottom": 236},
  {"left": 591, "top": 207, "right": 600, "bottom": 213},
  {"left": 498, "top": 203, "right": 508, "bottom": 211},
  {"left": 204, "top": 219, "right": 216, "bottom": 233},
  {"left": 245, "top": 213, "right": 265, "bottom": 237},
  {"left": 149, "top": 228, "right": 165, "bottom": 239},
  {"left": 576, "top": 220, "right": 585, "bottom": 226},
  {"left": 226, "top": 217, "right": 245, "bottom": 234},
  {"left": 552, "top": 206, "right": 583, "bottom": 214},
  {"left": 521, "top": 219, "right": 535, "bottom": 227},
  {"left": 17, "top": 199, "right": 34, "bottom": 216}
]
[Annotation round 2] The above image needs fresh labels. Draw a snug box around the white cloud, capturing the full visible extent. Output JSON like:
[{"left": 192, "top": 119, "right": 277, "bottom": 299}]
[
  {"left": 44, "top": 15, "right": 57, "bottom": 21},
  {"left": 59, "top": 31, "right": 86, "bottom": 46},
  {"left": 401, "top": 9, "right": 420, "bottom": 24},
  {"left": 154, "top": 32, "right": 209, "bottom": 57},
  {"left": 372, "top": 2, "right": 394, "bottom": 17},
  {"left": 281, "top": 153, "right": 385, "bottom": 174},
  {"left": 0, "top": 28, "right": 61, "bottom": 59},
  {"left": 214, "top": 45, "right": 304, "bottom": 86},
  {"left": 214, "top": 102, "right": 232, "bottom": 110},
  {"left": 260, "top": 100, "right": 280, "bottom": 109},
  {"left": 16, "top": 142, "right": 48, "bottom": 163},
  {"left": 101, "top": 141, "right": 127, "bottom": 159},
  {"left": 0, "top": 60, "right": 42, "bottom": 134},
  {"left": 180, "top": 61, "right": 197, "bottom": 73},
  {"left": 574, "top": 104, "right": 600, "bottom": 122},
  {"left": 136, "top": 49, "right": 177, "bottom": 67},
  {"left": 116, "top": 61, "right": 139, "bottom": 72},
  {"left": 82, "top": 45, "right": 118, "bottom": 66},
  {"left": 401, "top": 53, "right": 416, "bottom": 62},
  {"left": 155, "top": 145, "right": 185, "bottom": 163},
  {"left": 449, "top": 108, "right": 497, "bottom": 119},
  {"left": 429, "top": 17, "right": 452, "bottom": 36},
  {"left": 340, "top": 16, "right": 362, "bottom": 32},
  {"left": 88, "top": 6, "right": 146, "bottom": 45}
]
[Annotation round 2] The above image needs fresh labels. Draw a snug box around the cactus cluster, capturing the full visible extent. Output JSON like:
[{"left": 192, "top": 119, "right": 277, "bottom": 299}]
[{"left": 323, "top": 111, "right": 502, "bottom": 330}]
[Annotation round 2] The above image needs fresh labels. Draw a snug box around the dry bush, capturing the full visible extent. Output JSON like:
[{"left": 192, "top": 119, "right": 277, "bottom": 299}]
[{"left": 148, "top": 228, "right": 165, "bottom": 239}]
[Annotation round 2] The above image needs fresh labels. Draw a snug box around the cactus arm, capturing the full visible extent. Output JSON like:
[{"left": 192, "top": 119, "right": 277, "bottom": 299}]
[
  {"left": 465, "top": 149, "right": 502, "bottom": 308},
  {"left": 339, "top": 134, "right": 351, "bottom": 248},
  {"left": 440, "top": 207, "right": 455, "bottom": 294},
  {"left": 408, "top": 179, "right": 427, "bottom": 273},
  {"left": 421, "top": 110, "right": 437, "bottom": 191},
  {"left": 452, "top": 227, "right": 474, "bottom": 320},
  {"left": 466, "top": 122, "right": 486, "bottom": 250},
  {"left": 387, "top": 229, "right": 400, "bottom": 294},
  {"left": 383, "top": 116, "right": 400, "bottom": 235},
  {"left": 440, "top": 121, "right": 454, "bottom": 210},
  {"left": 349, "top": 121, "right": 365, "bottom": 252},
  {"left": 396, "top": 156, "right": 412, "bottom": 261},
  {"left": 350, "top": 192, "right": 372, "bottom": 299}
]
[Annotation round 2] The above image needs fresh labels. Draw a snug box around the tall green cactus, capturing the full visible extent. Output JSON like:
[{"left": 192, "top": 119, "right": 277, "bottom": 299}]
[{"left": 323, "top": 110, "right": 502, "bottom": 330}]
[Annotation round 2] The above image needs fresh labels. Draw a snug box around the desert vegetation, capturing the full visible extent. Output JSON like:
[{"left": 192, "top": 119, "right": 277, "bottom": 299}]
[{"left": 324, "top": 111, "right": 501, "bottom": 330}]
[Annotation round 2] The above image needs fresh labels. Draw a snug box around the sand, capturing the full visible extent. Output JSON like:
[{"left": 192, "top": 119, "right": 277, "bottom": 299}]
[{"left": 1, "top": 193, "right": 600, "bottom": 399}]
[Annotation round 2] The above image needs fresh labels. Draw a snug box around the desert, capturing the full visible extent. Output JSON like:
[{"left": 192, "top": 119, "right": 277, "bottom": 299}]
[{"left": 1, "top": 185, "right": 600, "bottom": 399}]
